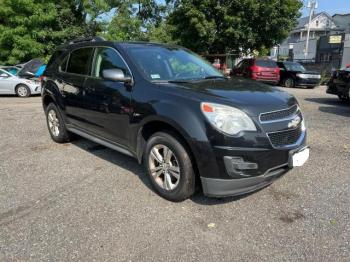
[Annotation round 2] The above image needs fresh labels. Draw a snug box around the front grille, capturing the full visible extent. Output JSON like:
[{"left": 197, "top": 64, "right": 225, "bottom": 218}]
[
  {"left": 268, "top": 125, "right": 302, "bottom": 148},
  {"left": 260, "top": 105, "right": 299, "bottom": 122}
]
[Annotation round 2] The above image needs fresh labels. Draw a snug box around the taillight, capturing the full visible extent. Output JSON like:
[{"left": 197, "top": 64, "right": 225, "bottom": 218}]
[{"left": 274, "top": 67, "right": 280, "bottom": 74}]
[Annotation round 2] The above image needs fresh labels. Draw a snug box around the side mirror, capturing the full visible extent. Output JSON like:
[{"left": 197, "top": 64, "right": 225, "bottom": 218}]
[
  {"left": 0, "top": 73, "right": 9, "bottom": 78},
  {"left": 102, "top": 69, "right": 132, "bottom": 83}
]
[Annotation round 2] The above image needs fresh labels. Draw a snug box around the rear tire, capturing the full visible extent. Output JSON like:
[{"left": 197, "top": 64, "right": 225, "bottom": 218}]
[
  {"left": 45, "top": 103, "right": 71, "bottom": 143},
  {"left": 284, "top": 78, "right": 295, "bottom": 88},
  {"left": 144, "top": 132, "right": 196, "bottom": 202},
  {"left": 15, "top": 84, "right": 31, "bottom": 97}
]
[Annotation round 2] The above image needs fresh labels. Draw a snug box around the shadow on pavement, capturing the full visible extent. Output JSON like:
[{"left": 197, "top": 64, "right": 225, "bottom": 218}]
[
  {"left": 70, "top": 137, "right": 267, "bottom": 205},
  {"left": 319, "top": 106, "right": 350, "bottom": 117},
  {"left": 305, "top": 97, "right": 350, "bottom": 107},
  {"left": 70, "top": 138, "right": 154, "bottom": 192}
]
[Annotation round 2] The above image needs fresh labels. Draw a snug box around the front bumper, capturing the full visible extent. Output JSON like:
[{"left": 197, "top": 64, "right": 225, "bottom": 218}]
[
  {"left": 201, "top": 164, "right": 289, "bottom": 197},
  {"left": 296, "top": 78, "right": 320, "bottom": 87},
  {"left": 30, "top": 85, "right": 41, "bottom": 94}
]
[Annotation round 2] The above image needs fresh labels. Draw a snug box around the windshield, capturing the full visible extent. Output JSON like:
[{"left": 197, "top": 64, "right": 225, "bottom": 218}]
[
  {"left": 283, "top": 62, "right": 306, "bottom": 72},
  {"left": 125, "top": 45, "right": 224, "bottom": 81},
  {"left": 256, "top": 60, "right": 277, "bottom": 68}
]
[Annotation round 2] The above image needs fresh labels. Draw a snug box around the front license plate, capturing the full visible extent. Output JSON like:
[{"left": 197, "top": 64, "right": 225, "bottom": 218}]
[{"left": 292, "top": 147, "right": 309, "bottom": 167}]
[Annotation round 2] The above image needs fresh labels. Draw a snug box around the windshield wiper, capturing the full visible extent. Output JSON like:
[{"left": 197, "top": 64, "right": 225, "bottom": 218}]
[
  {"left": 203, "top": 75, "right": 227, "bottom": 80},
  {"left": 167, "top": 80, "right": 191, "bottom": 83}
]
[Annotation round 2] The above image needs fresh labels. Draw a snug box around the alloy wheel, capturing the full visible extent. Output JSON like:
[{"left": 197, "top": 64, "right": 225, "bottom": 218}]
[
  {"left": 48, "top": 109, "right": 60, "bottom": 137},
  {"left": 148, "top": 144, "right": 181, "bottom": 191}
]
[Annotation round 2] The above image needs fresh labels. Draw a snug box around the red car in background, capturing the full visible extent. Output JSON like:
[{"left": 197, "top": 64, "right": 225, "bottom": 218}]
[{"left": 231, "top": 58, "right": 280, "bottom": 85}]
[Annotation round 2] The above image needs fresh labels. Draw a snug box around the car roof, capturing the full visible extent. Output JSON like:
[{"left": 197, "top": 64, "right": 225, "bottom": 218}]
[{"left": 57, "top": 37, "right": 180, "bottom": 51}]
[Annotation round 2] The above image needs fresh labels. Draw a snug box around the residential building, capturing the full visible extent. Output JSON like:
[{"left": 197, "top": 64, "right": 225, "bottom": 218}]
[{"left": 271, "top": 12, "right": 347, "bottom": 62}]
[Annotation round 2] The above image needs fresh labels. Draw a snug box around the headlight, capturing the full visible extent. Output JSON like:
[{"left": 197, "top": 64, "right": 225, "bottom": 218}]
[
  {"left": 296, "top": 73, "right": 309, "bottom": 79},
  {"left": 201, "top": 102, "right": 257, "bottom": 135}
]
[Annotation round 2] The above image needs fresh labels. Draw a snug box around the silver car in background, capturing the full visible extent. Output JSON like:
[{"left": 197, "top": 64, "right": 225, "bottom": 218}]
[{"left": 0, "top": 68, "right": 41, "bottom": 97}]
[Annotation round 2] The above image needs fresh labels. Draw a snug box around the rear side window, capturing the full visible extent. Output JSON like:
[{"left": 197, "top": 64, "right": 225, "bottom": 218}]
[
  {"left": 46, "top": 50, "right": 63, "bottom": 70},
  {"left": 67, "top": 48, "right": 93, "bottom": 75},
  {"left": 92, "top": 47, "right": 131, "bottom": 78},
  {"left": 59, "top": 55, "right": 69, "bottom": 72},
  {"left": 256, "top": 60, "right": 277, "bottom": 68}
]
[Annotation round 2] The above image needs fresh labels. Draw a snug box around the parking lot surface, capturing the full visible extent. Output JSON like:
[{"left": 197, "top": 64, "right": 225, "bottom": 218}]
[{"left": 0, "top": 86, "right": 349, "bottom": 261}]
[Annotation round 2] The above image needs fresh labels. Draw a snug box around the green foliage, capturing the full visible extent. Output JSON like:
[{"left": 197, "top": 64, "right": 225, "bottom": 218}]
[
  {"left": 76, "top": 0, "right": 123, "bottom": 36},
  {"left": 168, "top": 0, "right": 303, "bottom": 54},
  {"left": 105, "top": 3, "right": 145, "bottom": 41},
  {"left": 0, "top": 0, "right": 303, "bottom": 65},
  {"left": 0, "top": 0, "right": 85, "bottom": 64}
]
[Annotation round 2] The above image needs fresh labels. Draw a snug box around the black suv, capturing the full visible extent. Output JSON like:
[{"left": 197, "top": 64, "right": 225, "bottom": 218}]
[
  {"left": 327, "top": 67, "right": 350, "bottom": 102},
  {"left": 277, "top": 61, "right": 321, "bottom": 89},
  {"left": 42, "top": 37, "right": 309, "bottom": 201}
]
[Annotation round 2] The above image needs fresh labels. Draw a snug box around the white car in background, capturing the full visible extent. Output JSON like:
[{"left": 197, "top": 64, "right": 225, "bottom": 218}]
[{"left": 0, "top": 68, "right": 41, "bottom": 97}]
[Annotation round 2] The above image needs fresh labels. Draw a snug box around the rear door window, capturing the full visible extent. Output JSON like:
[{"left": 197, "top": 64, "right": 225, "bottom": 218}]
[
  {"left": 67, "top": 48, "right": 94, "bottom": 75},
  {"left": 256, "top": 60, "right": 277, "bottom": 68}
]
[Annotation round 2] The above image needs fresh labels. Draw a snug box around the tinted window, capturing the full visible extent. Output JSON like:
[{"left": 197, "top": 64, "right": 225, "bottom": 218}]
[
  {"left": 47, "top": 50, "right": 63, "bottom": 70},
  {"left": 255, "top": 60, "right": 277, "bottom": 68},
  {"left": 59, "top": 55, "right": 69, "bottom": 72},
  {"left": 92, "top": 47, "right": 130, "bottom": 78},
  {"left": 67, "top": 48, "right": 93, "bottom": 75}
]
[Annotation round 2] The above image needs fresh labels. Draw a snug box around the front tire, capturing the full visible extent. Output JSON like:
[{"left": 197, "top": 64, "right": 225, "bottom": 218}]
[
  {"left": 15, "top": 84, "right": 31, "bottom": 97},
  {"left": 145, "top": 132, "right": 196, "bottom": 202},
  {"left": 45, "top": 103, "right": 71, "bottom": 143},
  {"left": 284, "top": 78, "right": 295, "bottom": 88}
]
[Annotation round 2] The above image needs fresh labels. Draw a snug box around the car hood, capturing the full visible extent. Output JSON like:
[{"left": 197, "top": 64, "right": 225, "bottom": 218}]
[{"left": 161, "top": 78, "right": 297, "bottom": 117}]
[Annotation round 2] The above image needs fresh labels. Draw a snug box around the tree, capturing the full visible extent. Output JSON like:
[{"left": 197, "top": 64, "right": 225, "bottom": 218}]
[
  {"left": 0, "top": 0, "right": 85, "bottom": 64},
  {"left": 76, "top": 0, "right": 123, "bottom": 36},
  {"left": 105, "top": 0, "right": 173, "bottom": 43},
  {"left": 105, "top": 3, "right": 145, "bottom": 41},
  {"left": 167, "top": 0, "right": 302, "bottom": 54}
]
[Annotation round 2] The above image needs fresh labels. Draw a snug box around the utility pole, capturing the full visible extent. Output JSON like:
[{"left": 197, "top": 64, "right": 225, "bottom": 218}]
[{"left": 304, "top": 0, "right": 318, "bottom": 60}]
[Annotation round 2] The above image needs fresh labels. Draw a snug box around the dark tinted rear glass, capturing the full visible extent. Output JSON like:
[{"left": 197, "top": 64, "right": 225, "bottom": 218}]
[
  {"left": 46, "top": 50, "right": 63, "bottom": 70},
  {"left": 256, "top": 60, "right": 277, "bottom": 68},
  {"left": 67, "top": 48, "right": 93, "bottom": 75}
]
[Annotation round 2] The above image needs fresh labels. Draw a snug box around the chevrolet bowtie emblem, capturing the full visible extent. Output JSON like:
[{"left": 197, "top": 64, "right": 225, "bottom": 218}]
[{"left": 288, "top": 115, "right": 301, "bottom": 129}]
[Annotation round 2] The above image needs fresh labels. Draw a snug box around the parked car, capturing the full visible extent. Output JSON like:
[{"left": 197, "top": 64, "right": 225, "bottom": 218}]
[
  {"left": 327, "top": 67, "right": 350, "bottom": 101},
  {"left": 0, "top": 68, "right": 41, "bottom": 97},
  {"left": 231, "top": 58, "right": 280, "bottom": 85},
  {"left": 277, "top": 61, "right": 320, "bottom": 88},
  {"left": 42, "top": 38, "right": 309, "bottom": 201}
]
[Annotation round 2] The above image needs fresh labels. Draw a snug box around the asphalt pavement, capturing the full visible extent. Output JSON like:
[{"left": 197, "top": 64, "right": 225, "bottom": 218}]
[{"left": 0, "top": 86, "right": 349, "bottom": 261}]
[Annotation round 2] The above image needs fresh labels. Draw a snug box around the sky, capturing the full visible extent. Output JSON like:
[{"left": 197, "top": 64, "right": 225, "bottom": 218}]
[{"left": 301, "top": 0, "right": 350, "bottom": 17}]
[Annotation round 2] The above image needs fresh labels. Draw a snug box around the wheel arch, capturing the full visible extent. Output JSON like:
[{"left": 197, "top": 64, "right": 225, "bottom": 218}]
[
  {"left": 14, "top": 83, "right": 30, "bottom": 96},
  {"left": 136, "top": 118, "right": 202, "bottom": 186}
]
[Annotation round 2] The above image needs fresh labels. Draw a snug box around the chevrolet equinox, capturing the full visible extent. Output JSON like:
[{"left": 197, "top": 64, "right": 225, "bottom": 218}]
[{"left": 41, "top": 37, "right": 309, "bottom": 201}]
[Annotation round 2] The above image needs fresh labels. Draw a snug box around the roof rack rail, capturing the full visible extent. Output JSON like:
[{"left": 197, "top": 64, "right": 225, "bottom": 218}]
[{"left": 68, "top": 36, "right": 105, "bottom": 45}]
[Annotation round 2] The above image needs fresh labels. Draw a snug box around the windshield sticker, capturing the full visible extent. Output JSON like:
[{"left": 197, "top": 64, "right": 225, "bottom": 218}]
[{"left": 151, "top": 74, "right": 161, "bottom": 79}]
